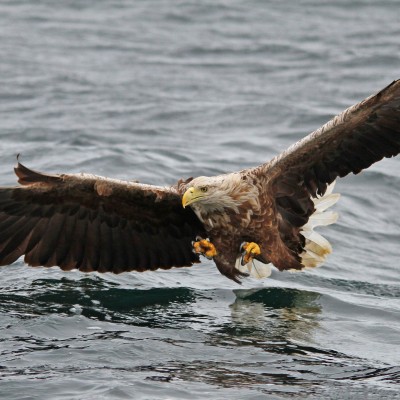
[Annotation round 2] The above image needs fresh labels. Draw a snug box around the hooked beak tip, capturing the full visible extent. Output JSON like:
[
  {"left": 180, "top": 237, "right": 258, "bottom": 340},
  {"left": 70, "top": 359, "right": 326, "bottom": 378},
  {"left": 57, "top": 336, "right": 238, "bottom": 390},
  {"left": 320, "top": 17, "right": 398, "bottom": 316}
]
[{"left": 182, "top": 187, "right": 195, "bottom": 208}]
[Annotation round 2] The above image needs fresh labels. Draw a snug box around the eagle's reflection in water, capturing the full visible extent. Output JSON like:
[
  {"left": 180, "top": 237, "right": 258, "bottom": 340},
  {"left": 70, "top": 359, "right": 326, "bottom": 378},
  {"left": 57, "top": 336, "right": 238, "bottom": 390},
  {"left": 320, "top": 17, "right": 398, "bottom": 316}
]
[{"left": 227, "top": 288, "right": 321, "bottom": 344}]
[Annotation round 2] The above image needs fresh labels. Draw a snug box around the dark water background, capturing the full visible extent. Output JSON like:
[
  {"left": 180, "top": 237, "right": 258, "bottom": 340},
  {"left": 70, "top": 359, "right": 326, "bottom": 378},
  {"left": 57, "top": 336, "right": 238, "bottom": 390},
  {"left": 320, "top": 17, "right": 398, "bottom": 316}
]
[{"left": 0, "top": 1, "right": 400, "bottom": 399}]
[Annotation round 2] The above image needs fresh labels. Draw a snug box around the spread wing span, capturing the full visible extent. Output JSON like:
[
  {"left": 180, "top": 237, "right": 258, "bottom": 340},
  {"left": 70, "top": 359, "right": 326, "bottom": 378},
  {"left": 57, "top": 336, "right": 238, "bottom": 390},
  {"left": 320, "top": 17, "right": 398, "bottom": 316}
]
[
  {"left": 258, "top": 80, "right": 400, "bottom": 271},
  {"left": 0, "top": 162, "right": 205, "bottom": 273}
]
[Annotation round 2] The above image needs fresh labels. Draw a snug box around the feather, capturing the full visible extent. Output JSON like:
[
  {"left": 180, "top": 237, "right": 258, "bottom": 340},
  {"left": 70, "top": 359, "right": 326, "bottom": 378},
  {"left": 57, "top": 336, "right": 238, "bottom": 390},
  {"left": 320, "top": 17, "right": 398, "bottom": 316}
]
[
  {"left": 303, "top": 211, "right": 338, "bottom": 231},
  {"left": 313, "top": 193, "right": 341, "bottom": 212},
  {"left": 234, "top": 257, "right": 272, "bottom": 279}
]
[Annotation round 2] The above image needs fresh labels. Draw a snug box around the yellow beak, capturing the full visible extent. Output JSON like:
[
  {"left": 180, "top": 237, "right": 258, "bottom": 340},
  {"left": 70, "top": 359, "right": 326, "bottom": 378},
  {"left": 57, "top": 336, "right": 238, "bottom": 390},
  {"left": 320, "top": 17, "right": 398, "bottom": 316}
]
[{"left": 182, "top": 187, "right": 204, "bottom": 208}]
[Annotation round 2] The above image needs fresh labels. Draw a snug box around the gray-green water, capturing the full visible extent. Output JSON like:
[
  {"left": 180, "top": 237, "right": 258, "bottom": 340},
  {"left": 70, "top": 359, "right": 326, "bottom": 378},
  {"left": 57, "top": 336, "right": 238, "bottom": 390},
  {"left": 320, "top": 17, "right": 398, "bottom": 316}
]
[{"left": 0, "top": 1, "right": 399, "bottom": 399}]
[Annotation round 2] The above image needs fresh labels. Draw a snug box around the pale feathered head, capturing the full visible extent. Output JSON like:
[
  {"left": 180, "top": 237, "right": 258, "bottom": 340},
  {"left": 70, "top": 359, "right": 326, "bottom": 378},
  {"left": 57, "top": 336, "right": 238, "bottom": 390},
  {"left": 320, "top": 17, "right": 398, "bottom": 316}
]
[{"left": 181, "top": 174, "right": 259, "bottom": 214}]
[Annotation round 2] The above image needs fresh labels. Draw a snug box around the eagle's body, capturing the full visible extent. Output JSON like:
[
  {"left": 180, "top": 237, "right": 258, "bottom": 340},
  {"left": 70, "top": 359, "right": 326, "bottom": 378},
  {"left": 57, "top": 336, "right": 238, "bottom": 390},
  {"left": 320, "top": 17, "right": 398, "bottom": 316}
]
[
  {"left": 184, "top": 173, "right": 268, "bottom": 280},
  {"left": 0, "top": 80, "right": 399, "bottom": 282}
]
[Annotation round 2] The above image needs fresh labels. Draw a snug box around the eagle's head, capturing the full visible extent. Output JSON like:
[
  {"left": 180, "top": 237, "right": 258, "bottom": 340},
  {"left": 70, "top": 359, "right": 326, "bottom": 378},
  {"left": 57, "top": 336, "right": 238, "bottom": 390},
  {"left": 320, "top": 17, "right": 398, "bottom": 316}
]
[
  {"left": 181, "top": 174, "right": 259, "bottom": 215},
  {"left": 182, "top": 176, "right": 221, "bottom": 209}
]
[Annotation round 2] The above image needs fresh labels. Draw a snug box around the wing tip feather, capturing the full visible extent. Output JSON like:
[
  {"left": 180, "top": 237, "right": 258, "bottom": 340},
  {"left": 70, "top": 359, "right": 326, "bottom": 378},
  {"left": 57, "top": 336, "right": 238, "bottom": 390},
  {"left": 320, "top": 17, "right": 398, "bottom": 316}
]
[{"left": 14, "top": 157, "right": 62, "bottom": 186}]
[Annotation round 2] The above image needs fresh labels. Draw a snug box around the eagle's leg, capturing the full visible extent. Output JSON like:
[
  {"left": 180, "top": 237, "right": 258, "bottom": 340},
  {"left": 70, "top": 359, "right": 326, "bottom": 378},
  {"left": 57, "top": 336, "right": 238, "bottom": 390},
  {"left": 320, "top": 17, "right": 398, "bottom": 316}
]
[
  {"left": 192, "top": 237, "right": 217, "bottom": 260},
  {"left": 240, "top": 242, "right": 262, "bottom": 266}
]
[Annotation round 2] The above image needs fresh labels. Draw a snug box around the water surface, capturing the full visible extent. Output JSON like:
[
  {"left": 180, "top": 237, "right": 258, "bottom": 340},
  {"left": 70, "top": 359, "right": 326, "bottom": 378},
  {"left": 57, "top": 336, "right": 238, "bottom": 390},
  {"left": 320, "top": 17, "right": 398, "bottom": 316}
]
[{"left": 0, "top": 1, "right": 399, "bottom": 399}]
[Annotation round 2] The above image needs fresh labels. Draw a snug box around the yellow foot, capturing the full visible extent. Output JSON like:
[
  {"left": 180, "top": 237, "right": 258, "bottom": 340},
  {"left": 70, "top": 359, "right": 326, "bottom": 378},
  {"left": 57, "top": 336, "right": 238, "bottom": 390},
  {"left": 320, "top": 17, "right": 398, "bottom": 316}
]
[
  {"left": 192, "top": 237, "right": 217, "bottom": 260},
  {"left": 240, "top": 242, "right": 261, "bottom": 265}
]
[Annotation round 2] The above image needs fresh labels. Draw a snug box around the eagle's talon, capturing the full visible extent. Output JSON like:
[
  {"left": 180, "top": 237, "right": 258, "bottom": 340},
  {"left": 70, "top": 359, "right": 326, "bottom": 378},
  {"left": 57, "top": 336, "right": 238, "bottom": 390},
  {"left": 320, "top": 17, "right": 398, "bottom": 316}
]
[
  {"left": 192, "top": 238, "right": 217, "bottom": 259},
  {"left": 240, "top": 241, "right": 261, "bottom": 265}
]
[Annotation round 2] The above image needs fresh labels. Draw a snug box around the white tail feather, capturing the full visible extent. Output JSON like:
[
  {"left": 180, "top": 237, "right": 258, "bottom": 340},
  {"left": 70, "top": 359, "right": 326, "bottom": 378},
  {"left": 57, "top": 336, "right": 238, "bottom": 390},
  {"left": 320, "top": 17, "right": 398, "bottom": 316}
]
[
  {"left": 303, "top": 211, "right": 338, "bottom": 231},
  {"left": 314, "top": 193, "right": 341, "bottom": 212},
  {"left": 324, "top": 180, "right": 336, "bottom": 195},
  {"left": 300, "top": 181, "right": 340, "bottom": 268},
  {"left": 301, "top": 252, "right": 321, "bottom": 268},
  {"left": 301, "top": 230, "right": 333, "bottom": 254},
  {"left": 302, "top": 249, "right": 325, "bottom": 263}
]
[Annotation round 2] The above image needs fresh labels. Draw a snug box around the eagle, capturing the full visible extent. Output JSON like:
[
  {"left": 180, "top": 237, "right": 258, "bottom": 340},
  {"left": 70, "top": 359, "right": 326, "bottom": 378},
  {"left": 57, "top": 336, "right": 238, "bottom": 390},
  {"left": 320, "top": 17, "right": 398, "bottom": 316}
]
[{"left": 0, "top": 80, "right": 399, "bottom": 283}]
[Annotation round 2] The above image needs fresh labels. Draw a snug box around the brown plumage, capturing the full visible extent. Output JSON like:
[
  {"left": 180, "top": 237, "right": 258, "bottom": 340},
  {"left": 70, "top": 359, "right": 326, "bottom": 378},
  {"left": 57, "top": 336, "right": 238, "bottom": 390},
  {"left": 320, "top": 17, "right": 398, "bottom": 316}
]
[
  {"left": 0, "top": 166, "right": 205, "bottom": 273},
  {"left": 1, "top": 80, "right": 399, "bottom": 283}
]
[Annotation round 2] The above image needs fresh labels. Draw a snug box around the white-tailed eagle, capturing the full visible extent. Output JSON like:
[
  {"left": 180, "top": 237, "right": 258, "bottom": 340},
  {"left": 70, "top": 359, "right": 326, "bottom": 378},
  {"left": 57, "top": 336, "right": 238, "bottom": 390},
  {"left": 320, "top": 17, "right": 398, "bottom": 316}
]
[{"left": 0, "top": 80, "right": 399, "bottom": 283}]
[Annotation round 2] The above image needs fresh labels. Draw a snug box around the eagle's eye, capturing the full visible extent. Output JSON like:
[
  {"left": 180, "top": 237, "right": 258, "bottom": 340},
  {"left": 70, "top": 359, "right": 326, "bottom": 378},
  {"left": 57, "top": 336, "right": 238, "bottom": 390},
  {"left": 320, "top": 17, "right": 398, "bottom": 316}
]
[{"left": 200, "top": 186, "right": 208, "bottom": 193}]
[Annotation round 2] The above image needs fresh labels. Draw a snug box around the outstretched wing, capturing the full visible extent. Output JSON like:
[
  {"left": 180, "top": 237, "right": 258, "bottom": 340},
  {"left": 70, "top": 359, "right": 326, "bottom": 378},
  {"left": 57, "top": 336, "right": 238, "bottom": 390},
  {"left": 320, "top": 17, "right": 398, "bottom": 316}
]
[
  {"left": 0, "top": 162, "right": 206, "bottom": 273},
  {"left": 256, "top": 80, "right": 400, "bottom": 271}
]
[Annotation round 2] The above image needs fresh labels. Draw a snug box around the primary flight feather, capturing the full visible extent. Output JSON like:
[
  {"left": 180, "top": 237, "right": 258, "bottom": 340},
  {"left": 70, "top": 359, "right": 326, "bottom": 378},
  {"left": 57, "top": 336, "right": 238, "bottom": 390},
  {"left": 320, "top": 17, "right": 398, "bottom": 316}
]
[{"left": 0, "top": 80, "right": 399, "bottom": 283}]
